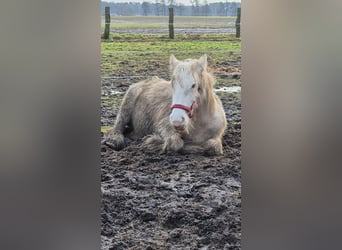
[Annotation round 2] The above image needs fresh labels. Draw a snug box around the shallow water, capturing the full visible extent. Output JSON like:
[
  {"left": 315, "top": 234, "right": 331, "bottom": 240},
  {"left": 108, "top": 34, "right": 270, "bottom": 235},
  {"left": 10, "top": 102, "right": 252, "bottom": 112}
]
[{"left": 214, "top": 86, "right": 241, "bottom": 93}]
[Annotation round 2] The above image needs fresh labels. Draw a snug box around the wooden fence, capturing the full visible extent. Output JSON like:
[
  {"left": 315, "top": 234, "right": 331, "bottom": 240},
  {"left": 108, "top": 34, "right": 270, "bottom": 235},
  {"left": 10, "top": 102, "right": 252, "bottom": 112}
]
[
  {"left": 103, "top": 6, "right": 110, "bottom": 39},
  {"left": 102, "top": 6, "right": 241, "bottom": 39}
]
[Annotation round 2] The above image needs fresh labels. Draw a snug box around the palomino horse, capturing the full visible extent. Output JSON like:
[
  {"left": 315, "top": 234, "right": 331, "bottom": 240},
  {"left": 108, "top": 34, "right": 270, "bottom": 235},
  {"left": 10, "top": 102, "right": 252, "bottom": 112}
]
[{"left": 103, "top": 54, "right": 227, "bottom": 155}]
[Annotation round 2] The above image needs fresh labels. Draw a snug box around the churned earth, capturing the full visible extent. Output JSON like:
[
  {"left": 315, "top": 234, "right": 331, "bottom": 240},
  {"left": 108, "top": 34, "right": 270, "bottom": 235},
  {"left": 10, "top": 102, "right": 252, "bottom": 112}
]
[
  {"left": 101, "top": 88, "right": 241, "bottom": 249},
  {"left": 101, "top": 32, "right": 241, "bottom": 249}
]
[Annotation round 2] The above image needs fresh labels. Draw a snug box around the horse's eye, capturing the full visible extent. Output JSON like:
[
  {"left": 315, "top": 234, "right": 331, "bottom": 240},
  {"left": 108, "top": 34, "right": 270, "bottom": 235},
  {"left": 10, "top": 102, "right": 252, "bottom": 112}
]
[{"left": 191, "top": 84, "right": 196, "bottom": 89}]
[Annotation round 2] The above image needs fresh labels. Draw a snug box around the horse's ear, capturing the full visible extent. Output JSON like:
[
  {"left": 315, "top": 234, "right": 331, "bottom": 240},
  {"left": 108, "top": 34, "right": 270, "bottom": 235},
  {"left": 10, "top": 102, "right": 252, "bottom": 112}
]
[
  {"left": 197, "top": 54, "right": 208, "bottom": 73},
  {"left": 170, "top": 54, "right": 179, "bottom": 72}
]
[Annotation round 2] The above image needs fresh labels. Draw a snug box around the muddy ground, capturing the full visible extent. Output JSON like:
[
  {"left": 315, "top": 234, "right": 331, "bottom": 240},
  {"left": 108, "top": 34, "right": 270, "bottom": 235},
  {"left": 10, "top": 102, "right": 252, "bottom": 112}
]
[{"left": 101, "top": 87, "right": 241, "bottom": 249}]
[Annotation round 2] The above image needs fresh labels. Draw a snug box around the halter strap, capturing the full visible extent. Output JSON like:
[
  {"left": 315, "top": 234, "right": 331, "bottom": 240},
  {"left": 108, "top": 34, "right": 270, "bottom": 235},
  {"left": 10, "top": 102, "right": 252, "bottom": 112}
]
[{"left": 171, "top": 102, "right": 195, "bottom": 118}]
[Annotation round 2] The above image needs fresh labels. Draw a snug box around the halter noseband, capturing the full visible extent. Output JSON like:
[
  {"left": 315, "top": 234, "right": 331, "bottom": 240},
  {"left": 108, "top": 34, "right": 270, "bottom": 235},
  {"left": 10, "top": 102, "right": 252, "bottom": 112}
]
[{"left": 170, "top": 102, "right": 195, "bottom": 118}]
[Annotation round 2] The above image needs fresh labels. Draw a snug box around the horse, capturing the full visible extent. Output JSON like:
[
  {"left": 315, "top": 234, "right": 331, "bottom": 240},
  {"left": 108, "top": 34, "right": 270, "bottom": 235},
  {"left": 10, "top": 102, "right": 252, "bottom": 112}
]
[{"left": 102, "top": 54, "right": 227, "bottom": 156}]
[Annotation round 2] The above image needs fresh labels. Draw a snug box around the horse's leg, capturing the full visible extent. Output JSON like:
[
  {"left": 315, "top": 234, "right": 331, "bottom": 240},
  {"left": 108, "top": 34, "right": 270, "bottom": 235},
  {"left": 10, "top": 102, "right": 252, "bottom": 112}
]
[
  {"left": 162, "top": 133, "right": 184, "bottom": 153},
  {"left": 102, "top": 88, "right": 138, "bottom": 150},
  {"left": 180, "top": 144, "right": 205, "bottom": 154},
  {"left": 146, "top": 118, "right": 184, "bottom": 153},
  {"left": 141, "top": 134, "right": 164, "bottom": 152},
  {"left": 141, "top": 133, "right": 184, "bottom": 154},
  {"left": 204, "top": 138, "right": 223, "bottom": 156}
]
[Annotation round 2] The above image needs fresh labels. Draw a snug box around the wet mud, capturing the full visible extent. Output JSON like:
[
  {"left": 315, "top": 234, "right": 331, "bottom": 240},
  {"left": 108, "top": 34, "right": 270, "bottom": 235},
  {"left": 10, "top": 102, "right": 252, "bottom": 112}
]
[{"left": 101, "top": 90, "right": 241, "bottom": 249}]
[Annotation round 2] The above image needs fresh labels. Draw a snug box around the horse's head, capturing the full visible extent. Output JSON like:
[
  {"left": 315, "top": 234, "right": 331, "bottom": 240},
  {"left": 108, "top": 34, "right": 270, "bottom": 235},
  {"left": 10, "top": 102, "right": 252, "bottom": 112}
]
[{"left": 169, "top": 54, "right": 208, "bottom": 132}]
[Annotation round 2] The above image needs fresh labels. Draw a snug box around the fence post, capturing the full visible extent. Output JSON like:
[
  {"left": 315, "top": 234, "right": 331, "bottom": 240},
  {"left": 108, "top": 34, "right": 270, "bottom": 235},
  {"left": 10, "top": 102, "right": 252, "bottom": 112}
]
[
  {"left": 104, "top": 6, "right": 110, "bottom": 39},
  {"left": 169, "top": 8, "right": 174, "bottom": 39},
  {"left": 235, "top": 7, "right": 241, "bottom": 38}
]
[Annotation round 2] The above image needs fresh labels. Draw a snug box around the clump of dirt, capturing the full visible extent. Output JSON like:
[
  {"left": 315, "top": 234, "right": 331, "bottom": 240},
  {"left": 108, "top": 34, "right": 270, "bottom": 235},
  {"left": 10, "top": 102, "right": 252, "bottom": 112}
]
[
  {"left": 101, "top": 91, "right": 241, "bottom": 249},
  {"left": 214, "top": 66, "right": 241, "bottom": 79}
]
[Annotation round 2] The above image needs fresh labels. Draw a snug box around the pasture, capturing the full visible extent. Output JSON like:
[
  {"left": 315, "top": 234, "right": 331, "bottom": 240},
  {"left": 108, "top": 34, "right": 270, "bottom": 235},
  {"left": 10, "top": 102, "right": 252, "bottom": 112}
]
[
  {"left": 101, "top": 16, "right": 241, "bottom": 249},
  {"left": 101, "top": 16, "right": 237, "bottom": 34}
]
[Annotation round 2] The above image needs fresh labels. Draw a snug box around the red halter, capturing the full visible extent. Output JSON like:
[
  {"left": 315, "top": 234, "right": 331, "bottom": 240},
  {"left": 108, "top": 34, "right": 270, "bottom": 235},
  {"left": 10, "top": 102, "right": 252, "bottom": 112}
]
[{"left": 170, "top": 102, "right": 196, "bottom": 118}]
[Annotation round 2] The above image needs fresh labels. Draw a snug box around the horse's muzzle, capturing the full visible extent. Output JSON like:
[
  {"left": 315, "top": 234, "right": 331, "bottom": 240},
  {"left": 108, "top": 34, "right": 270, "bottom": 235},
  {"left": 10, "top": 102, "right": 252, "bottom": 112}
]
[{"left": 172, "top": 119, "right": 185, "bottom": 131}]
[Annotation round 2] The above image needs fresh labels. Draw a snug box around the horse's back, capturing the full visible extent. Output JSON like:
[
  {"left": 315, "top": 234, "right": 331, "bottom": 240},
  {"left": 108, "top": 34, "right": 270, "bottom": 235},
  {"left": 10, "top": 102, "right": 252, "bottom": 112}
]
[
  {"left": 130, "top": 77, "right": 172, "bottom": 107},
  {"left": 127, "top": 77, "right": 172, "bottom": 139}
]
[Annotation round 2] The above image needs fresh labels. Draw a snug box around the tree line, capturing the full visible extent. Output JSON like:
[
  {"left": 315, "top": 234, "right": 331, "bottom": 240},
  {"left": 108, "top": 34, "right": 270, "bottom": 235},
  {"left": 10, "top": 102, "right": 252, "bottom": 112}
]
[{"left": 101, "top": 1, "right": 240, "bottom": 16}]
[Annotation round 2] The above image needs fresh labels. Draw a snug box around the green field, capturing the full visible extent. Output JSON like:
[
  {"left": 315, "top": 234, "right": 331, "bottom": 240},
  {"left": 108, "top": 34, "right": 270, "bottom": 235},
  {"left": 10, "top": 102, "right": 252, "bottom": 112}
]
[
  {"left": 101, "top": 23, "right": 236, "bottom": 29},
  {"left": 101, "top": 33, "right": 240, "bottom": 78}
]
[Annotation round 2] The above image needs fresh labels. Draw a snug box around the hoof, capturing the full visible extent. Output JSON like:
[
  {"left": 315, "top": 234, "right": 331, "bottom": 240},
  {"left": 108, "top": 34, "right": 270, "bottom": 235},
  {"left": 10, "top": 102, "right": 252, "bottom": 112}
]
[
  {"left": 142, "top": 134, "right": 164, "bottom": 153},
  {"left": 204, "top": 147, "right": 222, "bottom": 156},
  {"left": 102, "top": 133, "right": 125, "bottom": 151},
  {"left": 204, "top": 139, "right": 223, "bottom": 156},
  {"left": 162, "top": 134, "right": 184, "bottom": 153}
]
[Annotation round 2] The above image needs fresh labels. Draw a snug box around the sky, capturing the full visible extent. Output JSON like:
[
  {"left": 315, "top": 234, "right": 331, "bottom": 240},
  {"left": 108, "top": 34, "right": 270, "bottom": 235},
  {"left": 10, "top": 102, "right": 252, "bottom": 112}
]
[{"left": 104, "top": 0, "right": 241, "bottom": 5}]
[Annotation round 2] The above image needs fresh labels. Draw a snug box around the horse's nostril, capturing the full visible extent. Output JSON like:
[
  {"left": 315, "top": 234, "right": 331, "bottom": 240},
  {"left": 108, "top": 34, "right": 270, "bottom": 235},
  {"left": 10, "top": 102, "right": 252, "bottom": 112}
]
[
  {"left": 173, "top": 120, "right": 182, "bottom": 128},
  {"left": 172, "top": 120, "right": 186, "bottom": 131}
]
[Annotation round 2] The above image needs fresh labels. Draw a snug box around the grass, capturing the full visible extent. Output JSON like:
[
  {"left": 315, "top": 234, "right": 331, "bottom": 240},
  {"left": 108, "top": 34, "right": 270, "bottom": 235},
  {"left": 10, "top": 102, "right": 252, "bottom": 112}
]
[
  {"left": 101, "top": 33, "right": 240, "bottom": 76},
  {"left": 102, "top": 35, "right": 240, "bottom": 52},
  {"left": 101, "top": 15, "right": 237, "bottom": 19},
  {"left": 101, "top": 23, "right": 167, "bottom": 29},
  {"left": 101, "top": 126, "right": 112, "bottom": 134},
  {"left": 101, "top": 23, "right": 235, "bottom": 30},
  {"left": 101, "top": 95, "right": 123, "bottom": 108}
]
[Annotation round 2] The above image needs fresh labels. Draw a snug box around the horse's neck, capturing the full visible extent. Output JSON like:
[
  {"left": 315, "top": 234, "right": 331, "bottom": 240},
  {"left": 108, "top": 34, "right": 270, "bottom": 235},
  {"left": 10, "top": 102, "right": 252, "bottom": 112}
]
[
  {"left": 196, "top": 88, "right": 217, "bottom": 117},
  {"left": 193, "top": 73, "right": 216, "bottom": 117}
]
